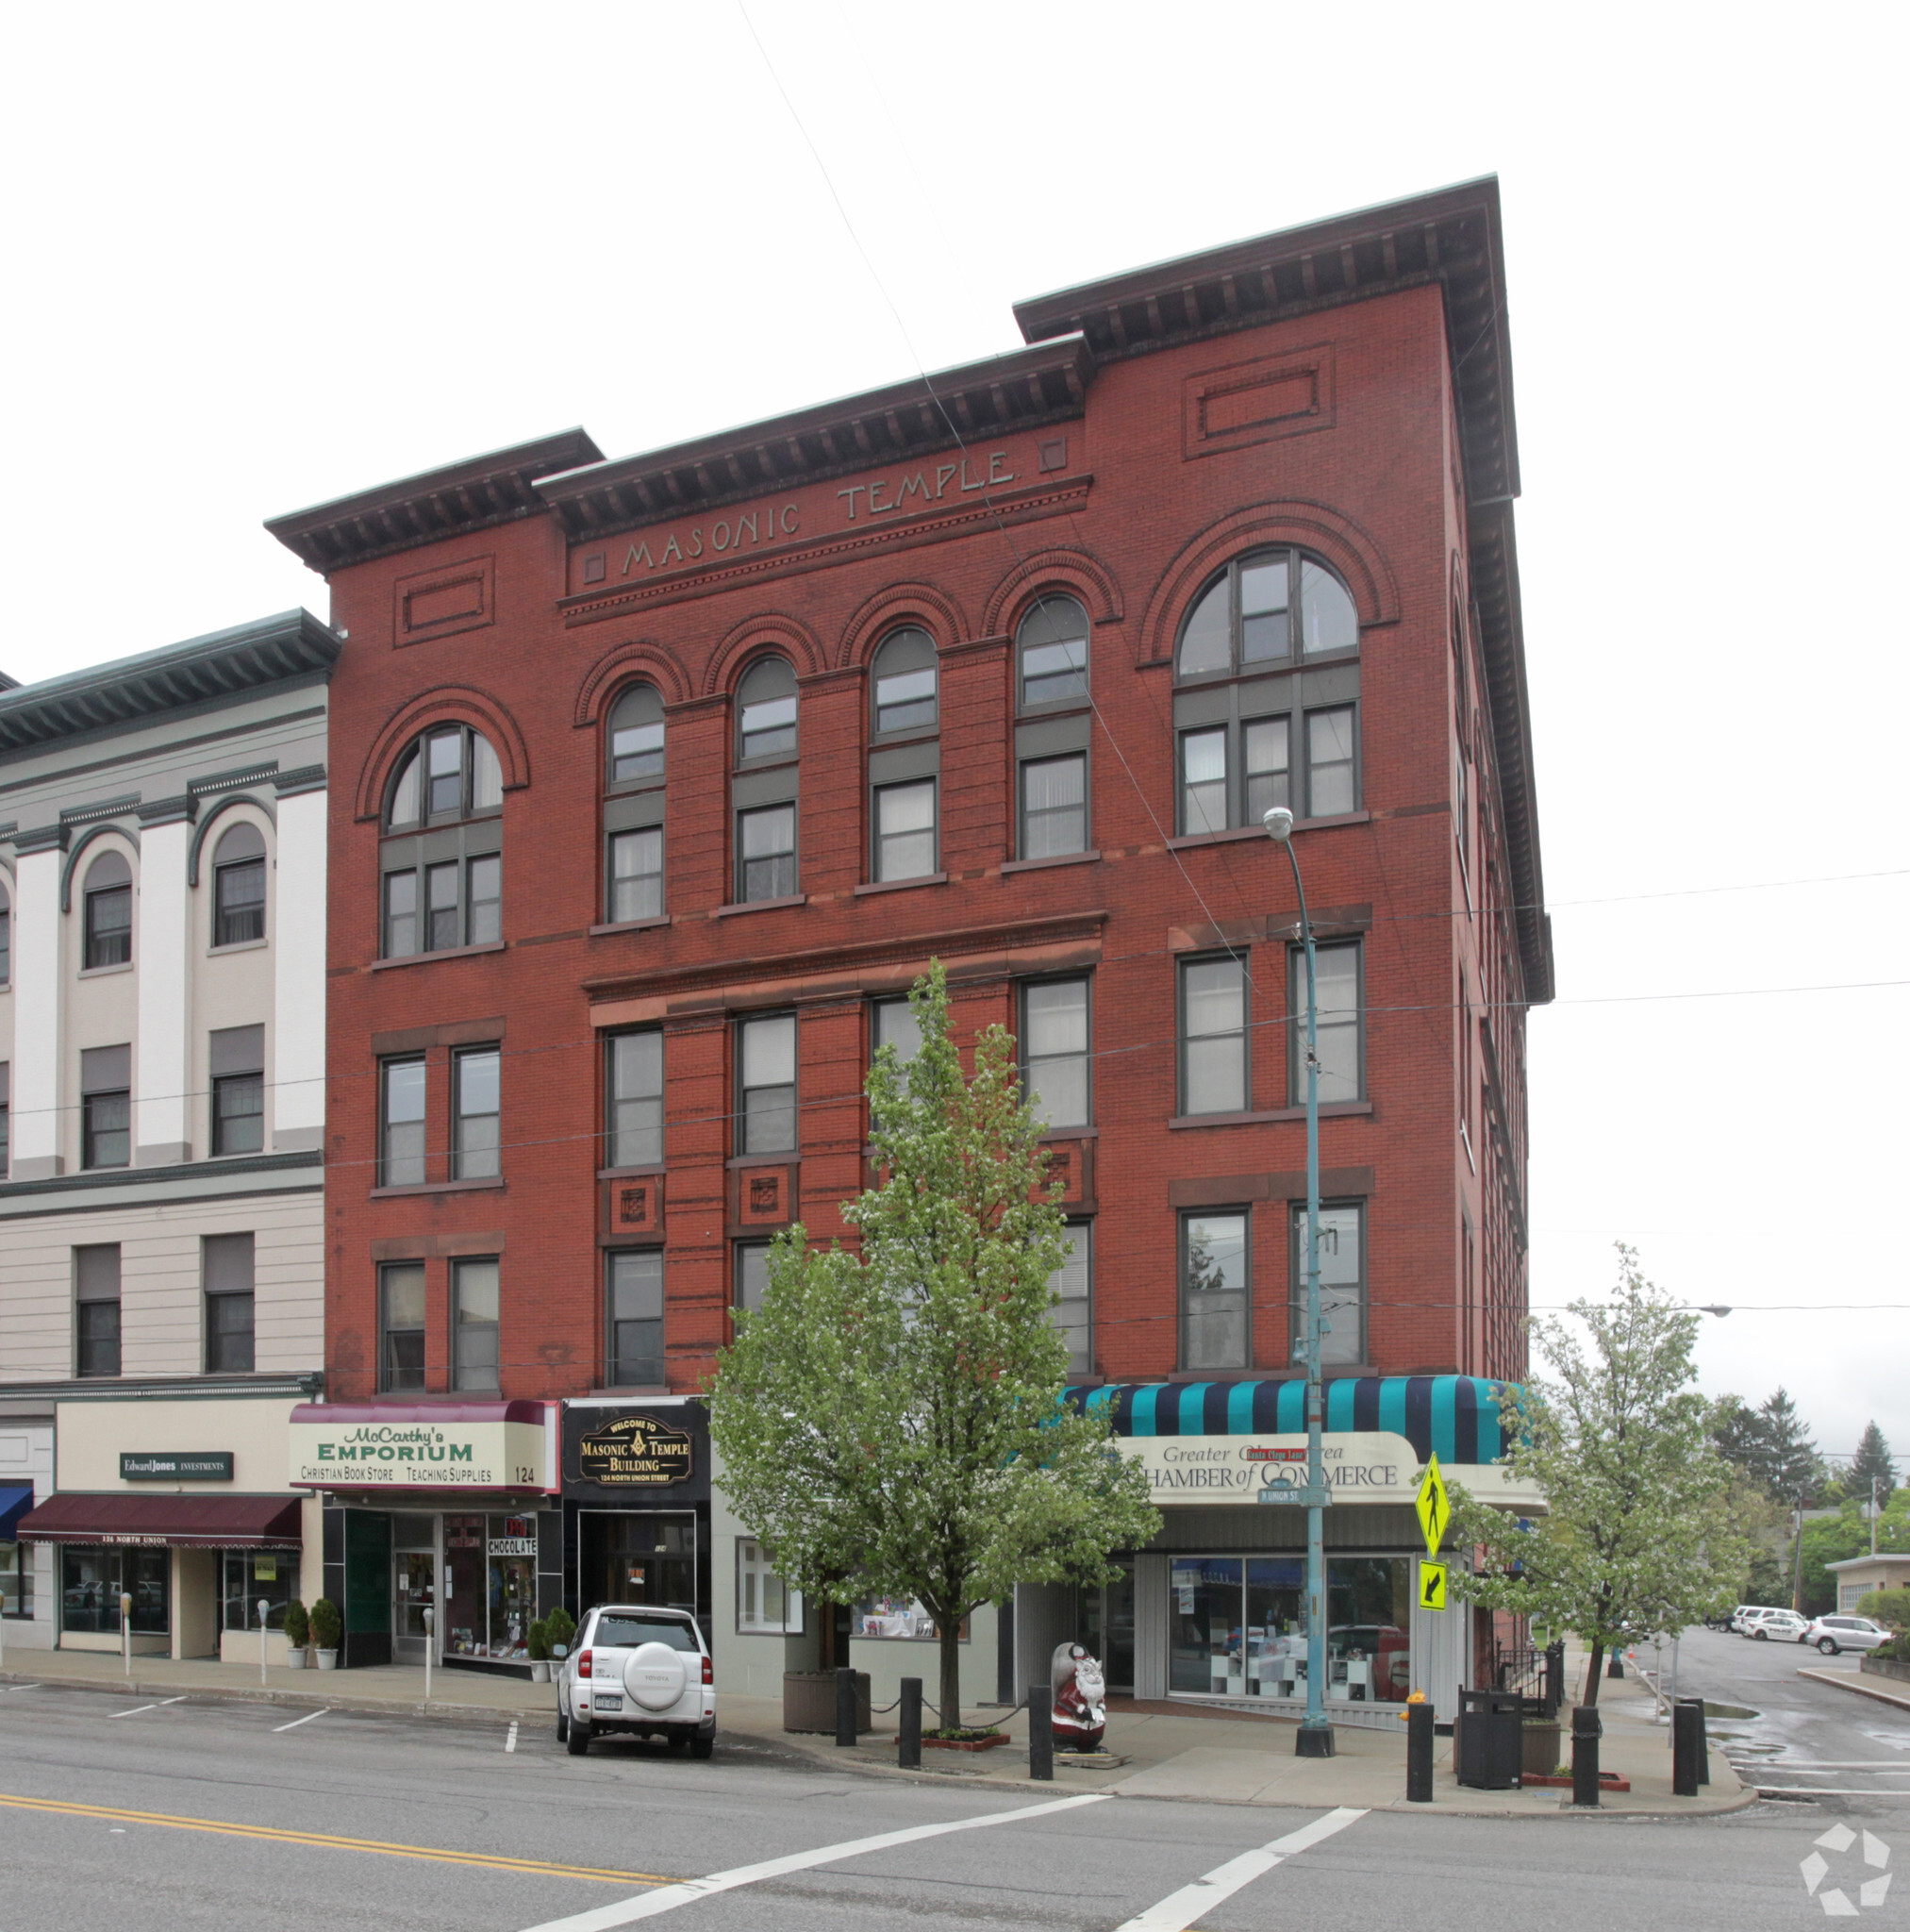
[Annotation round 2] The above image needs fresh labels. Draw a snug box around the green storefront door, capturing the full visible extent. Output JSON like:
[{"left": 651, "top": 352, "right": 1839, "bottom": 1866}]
[{"left": 343, "top": 1511, "right": 392, "bottom": 1667}]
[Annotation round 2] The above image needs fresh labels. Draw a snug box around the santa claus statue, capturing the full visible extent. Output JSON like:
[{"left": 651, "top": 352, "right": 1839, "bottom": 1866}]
[{"left": 1051, "top": 1641, "right": 1107, "bottom": 1752}]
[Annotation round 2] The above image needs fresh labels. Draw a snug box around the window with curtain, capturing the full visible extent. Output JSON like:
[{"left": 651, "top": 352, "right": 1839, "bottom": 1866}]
[
  {"left": 379, "top": 1262, "right": 425, "bottom": 1391},
  {"left": 1021, "top": 979, "right": 1089, "bottom": 1128},
  {"left": 1180, "top": 957, "right": 1248, "bottom": 1116},
  {"left": 871, "top": 627, "right": 938, "bottom": 735},
  {"left": 204, "top": 1232, "right": 255, "bottom": 1373},
  {"left": 1017, "top": 596, "right": 1090, "bottom": 709},
  {"left": 82, "top": 849, "right": 132, "bottom": 969},
  {"left": 606, "top": 1249, "right": 663, "bottom": 1387},
  {"left": 210, "top": 1024, "right": 265, "bottom": 1156},
  {"left": 211, "top": 821, "right": 267, "bottom": 946},
  {"left": 737, "top": 1014, "right": 796, "bottom": 1155},
  {"left": 453, "top": 1046, "right": 500, "bottom": 1180},
  {"left": 381, "top": 726, "right": 504, "bottom": 958},
  {"left": 606, "top": 1031, "right": 663, "bottom": 1168},
  {"left": 453, "top": 1257, "right": 500, "bottom": 1391},
  {"left": 380, "top": 1058, "right": 426, "bottom": 1187}
]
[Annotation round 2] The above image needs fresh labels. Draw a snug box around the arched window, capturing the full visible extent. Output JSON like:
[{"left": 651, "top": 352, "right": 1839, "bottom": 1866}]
[
  {"left": 870, "top": 628, "right": 938, "bottom": 736},
  {"left": 733, "top": 658, "right": 800, "bottom": 906},
  {"left": 211, "top": 821, "right": 267, "bottom": 948},
  {"left": 1012, "top": 597, "right": 1092, "bottom": 859},
  {"left": 605, "top": 684, "right": 665, "bottom": 925},
  {"left": 1017, "top": 596, "right": 1090, "bottom": 710},
  {"left": 1173, "top": 551, "right": 1360, "bottom": 835},
  {"left": 83, "top": 849, "right": 133, "bottom": 970},
  {"left": 380, "top": 726, "right": 504, "bottom": 958},
  {"left": 736, "top": 657, "right": 797, "bottom": 764}
]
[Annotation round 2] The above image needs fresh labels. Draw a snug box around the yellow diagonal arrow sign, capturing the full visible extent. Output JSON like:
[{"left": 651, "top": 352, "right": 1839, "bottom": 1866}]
[{"left": 1415, "top": 1455, "right": 1451, "bottom": 1557}]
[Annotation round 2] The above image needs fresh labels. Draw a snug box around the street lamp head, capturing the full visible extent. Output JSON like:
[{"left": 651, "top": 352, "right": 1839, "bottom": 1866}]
[
  {"left": 1262, "top": 806, "right": 1295, "bottom": 842},
  {"left": 1695, "top": 1304, "right": 1733, "bottom": 1318}
]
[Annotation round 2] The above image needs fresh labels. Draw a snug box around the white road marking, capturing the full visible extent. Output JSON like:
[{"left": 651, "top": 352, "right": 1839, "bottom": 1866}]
[
  {"left": 506, "top": 1723, "right": 519, "bottom": 1753},
  {"left": 273, "top": 1708, "right": 329, "bottom": 1733},
  {"left": 514, "top": 1790, "right": 1113, "bottom": 1931},
  {"left": 109, "top": 1697, "right": 189, "bottom": 1719},
  {"left": 1112, "top": 1807, "right": 1368, "bottom": 1932}
]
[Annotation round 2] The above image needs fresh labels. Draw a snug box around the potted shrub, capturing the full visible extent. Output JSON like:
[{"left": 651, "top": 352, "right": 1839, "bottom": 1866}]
[
  {"left": 309, "top": 1597, "right": 342, "bottom": 1671},
  {"left": 544, "top": 1605, "right": 575, "bottom": 1664},
  {"left": 283, "top": 1599, "right": 309, "bottom": 1671},
  {"left": 527, "top": 1617, "right": 551, "bottom": 1683}
]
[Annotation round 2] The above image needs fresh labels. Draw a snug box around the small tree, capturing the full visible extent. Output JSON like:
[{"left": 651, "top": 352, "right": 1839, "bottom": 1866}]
[
  {"left": 1757, "top": 1388, "right": 1829, "bottom": 1506},
  {"left": 1449, "top": 1247, "right": 1751, "bottom": 1706},
  {"left": 1851, "top": 1421, "right": 1899, "bottom": 1511},
  {"left": 709, "top": 963, "right": 1159, "bottom": 1731}
]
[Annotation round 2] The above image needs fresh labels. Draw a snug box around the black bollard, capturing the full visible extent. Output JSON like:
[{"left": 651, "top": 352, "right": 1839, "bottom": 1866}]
[
  {"left": 1027, "top": 1684, "right": 1054, "bottom": 1782},
  {"left": 1405, "top": 1702, "right": 1436, "bottom": 1802},
  {"left": 1677, "top": 1695, "right": 1710, "bottom": 1784},
  {"left": 1606, "top": 1653, "right": 1624, "bottom": 1679},
  {"left": 898, "top": 1676, "right": 922, "bottom": 1771},
  {"left": 1671, "top": 1698, "right": 1702, "bottom": 1796},
  {"left": 1570, "top": 1704, "right": 1603, "bottom": 1807},
  {"left": 835, "top": 1666, "right": 857, "bottom": 1747}
]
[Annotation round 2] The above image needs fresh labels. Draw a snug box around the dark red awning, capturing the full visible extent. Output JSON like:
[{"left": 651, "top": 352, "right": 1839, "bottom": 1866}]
[{"left": 17, "top": 1492, "right": 305, "bottom": 1548}]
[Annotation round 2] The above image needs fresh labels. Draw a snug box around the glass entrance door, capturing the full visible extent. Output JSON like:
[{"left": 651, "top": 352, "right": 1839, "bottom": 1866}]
[
  {"left": 391, "top": 1513, "right": 437, "bottom": 1662},
  {"left": 579, "top": 1511, "right": 697, "bottom": 1620}
]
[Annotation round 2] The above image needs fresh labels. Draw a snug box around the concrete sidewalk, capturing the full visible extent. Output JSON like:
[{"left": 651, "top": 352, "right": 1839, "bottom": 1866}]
[{"left": 1, "top": 1644, "right": 1747, "bottom": 1816}]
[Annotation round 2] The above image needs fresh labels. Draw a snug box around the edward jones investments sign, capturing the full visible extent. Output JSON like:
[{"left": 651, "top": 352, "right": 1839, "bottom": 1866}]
[{"left": 289, "top": 1417, "right": 548, "bottom": 1491}]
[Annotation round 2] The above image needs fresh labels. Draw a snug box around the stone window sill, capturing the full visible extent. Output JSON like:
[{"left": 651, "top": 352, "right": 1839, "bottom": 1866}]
[
  {"left": 715, "top": 894, "right": 806, "bottom": 918},
  {"left": 726, "top": 1152, "right": 799, "bottom": 1170},
  {"left": 370, "top": 940, "right": 507, "bottom": 971},
  {"left": 853, "top": 873, "right": 946, "bottom": 897},
  {"left": 1169, "top": 1101, "right": 1372, "bottom": 1129},
  {"left": 597, "top": 1163, "right": 667, "bottom": 1181},
  {"left": 589, "top": 915, "right": 671, "bottom": 937},
  {"left": 369, "top": 1176, "right": 506, "bottom": 1199},
  {"left": 1038, "top": 1126, "right": 1098, "bottom": 1141},
  {"left": 208, "top": 938, "right": 269, "bottom": 957},
  {"left": 1002, "top": 850, "right": 1100, "bottom": 875},
  {"left": 1166, "top": 810, "right": 1370, "bottom": 851},
  {"left": 78, "top": 960, "right": 134, "bottom": 979}
]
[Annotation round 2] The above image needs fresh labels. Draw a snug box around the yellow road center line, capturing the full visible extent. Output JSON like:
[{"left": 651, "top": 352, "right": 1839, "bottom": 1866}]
[{"left": 0, "top": 1791, "right": 672, "bottom": 1886}]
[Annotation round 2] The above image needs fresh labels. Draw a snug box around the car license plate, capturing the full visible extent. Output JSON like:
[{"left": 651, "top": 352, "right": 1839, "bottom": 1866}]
[{"left": 592, "top": 1693, "right": 622, "bottom": 1711}]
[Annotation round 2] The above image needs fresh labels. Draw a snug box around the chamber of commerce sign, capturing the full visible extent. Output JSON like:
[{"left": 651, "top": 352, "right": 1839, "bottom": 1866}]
[
  {"left": 289, "top": 1418, "right": 548, "bottom": 1491},
  {"left": 1117, "top": 1432, "right": 1543, "bottom": 1509}
]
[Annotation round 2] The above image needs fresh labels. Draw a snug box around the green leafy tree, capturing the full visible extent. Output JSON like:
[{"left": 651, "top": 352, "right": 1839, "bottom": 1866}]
[
  {"left": 1448, "top": 1247, "right": 1752, "bottom": 1706},
  {"left": 1708, "top": 1393, "right": 1769, "bottom": 1478},
  {"left": 1758, "top": 1388, "right": 1829, "bottom": 1505},
  {"left": 707, "top": 963, "right": 1159, "bottom": 1731},
  {"left": 1850, "top": 1421, "right": 1899, "bottom": 1510}
]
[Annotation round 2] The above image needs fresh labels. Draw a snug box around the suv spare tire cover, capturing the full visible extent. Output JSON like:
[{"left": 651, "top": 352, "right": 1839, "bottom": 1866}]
[{"left": 624, "top": 1641, "right": 689, "bottom": 1711}]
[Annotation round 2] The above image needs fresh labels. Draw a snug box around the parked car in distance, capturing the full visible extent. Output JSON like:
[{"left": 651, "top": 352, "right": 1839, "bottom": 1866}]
[
  {"left": 554, "top": 1604, "right": 715, "bottom": 1758},
  {"left": 1752, "top": 1609, "right": 1809, "bottom": 1641},
  {"left": 1803, "top": 1614, "right": 1891, "bottom": 1656},
  {"left": 1732, "top": 1606, "right": 1785, "bottom": 1635}
]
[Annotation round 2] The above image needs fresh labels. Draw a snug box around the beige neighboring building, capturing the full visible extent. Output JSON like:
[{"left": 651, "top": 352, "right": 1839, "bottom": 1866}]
[
  {"left": 1825, "top": 1553, "right": 1910, "bottom": 1617},
  {"left": 0, "top": 613, "right": 339, "bottom": 1659}
]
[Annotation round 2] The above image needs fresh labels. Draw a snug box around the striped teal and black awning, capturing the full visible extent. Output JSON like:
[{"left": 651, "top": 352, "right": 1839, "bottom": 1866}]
[{"left": 1064, "top": 1376, "right": 1517, "bottom": 1467}]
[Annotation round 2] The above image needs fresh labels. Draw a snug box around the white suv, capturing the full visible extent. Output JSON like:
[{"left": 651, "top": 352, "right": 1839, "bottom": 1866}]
[
  {"left": 1803, "top": 1614, "right": 1891, "bottom": 1657},
  {"left": 556, "top": 1605, "right": 715, "bottom": 1757}
]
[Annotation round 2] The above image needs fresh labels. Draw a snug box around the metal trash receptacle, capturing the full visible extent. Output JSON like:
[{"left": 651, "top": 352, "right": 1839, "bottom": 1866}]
[{"left": 1454, "top": 1688, "right": 1523, "bottom": 1789}]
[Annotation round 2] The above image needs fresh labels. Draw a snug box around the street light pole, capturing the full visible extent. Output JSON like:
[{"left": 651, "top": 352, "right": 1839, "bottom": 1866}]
[{"left": 1265, "top": 807, "right": 1335, "bottom": 1758}]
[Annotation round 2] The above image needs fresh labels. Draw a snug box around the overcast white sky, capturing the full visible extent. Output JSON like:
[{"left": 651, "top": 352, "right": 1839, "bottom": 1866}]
[{"left": 2, "top": 3, "right": 1903, "bottom": 1466}]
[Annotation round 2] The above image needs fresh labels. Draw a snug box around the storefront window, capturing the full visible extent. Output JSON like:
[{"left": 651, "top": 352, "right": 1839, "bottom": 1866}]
[
  {"left": 580, "top": 1511, "right": 696, "bottom": 1619},
  {"left": 61, "top": 1546, "right": 168, "bottom": 1634},
  {"left": 1169, "top": 1554, "right": 1411, "bottom": 1703},
  {"left": 1, "top": 1542, "right": 31, "bottom": 1619},
  {"left": 220, "top": 1550, "right": 301, "bottom": 1630},
  {"left": 735, "top": 1538, "right": 803, "bottom": 1635},
  {"left": 444, "top": 1513, "right": 540, "bottom": 1661},
  {"left": 853, "top": 1595, "right": 966, "bottom": 1641}
]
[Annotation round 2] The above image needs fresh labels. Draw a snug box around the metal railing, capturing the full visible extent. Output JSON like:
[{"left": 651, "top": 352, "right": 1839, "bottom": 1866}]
[{"left": 1492, "top": 1639, "right": 1565, "bottom": 1719}]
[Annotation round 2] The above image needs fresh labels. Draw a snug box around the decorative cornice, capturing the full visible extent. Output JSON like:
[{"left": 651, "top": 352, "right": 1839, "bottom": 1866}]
[
  {"left": 273, "top": 763, "right": 327, "bottom": 798},
  {"left": 137, "top": 795, "right": 196, "bottom": 827},
  {"left": 190, "top": 760, "right": 278, "bottom": 796},
  {"left": 59, "top": 792, "right": 141, "bottom": 826},
  {"left": 12, "top": 823, "right": 69, "bottom": 856}
]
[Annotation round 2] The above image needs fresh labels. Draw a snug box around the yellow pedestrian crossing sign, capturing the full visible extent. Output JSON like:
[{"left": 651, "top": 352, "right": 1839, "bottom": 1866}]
[
  {"left": 1415, "top": 1456, "right": 1451, "bottom": 1556},
  {"left": 1419, "top": 1561, "right": 1448, "bottom": 1611}
]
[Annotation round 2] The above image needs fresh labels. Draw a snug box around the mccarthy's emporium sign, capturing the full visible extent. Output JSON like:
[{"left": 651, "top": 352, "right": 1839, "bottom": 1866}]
[
  {"left": 1118, "top": 1432, "right": 1544, "bottom": 1510},
  {"left": 289, "top": 1418, "right": 549, "bottom": 1491}
]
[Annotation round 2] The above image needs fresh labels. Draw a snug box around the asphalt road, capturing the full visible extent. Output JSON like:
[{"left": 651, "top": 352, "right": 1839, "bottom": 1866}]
[
  {"left": 1649, "top": 1624, "right": 1910, "bottom": 1803},
  {"left": 0, "top": 1671, "right": 1903, "bottom": 1932}
]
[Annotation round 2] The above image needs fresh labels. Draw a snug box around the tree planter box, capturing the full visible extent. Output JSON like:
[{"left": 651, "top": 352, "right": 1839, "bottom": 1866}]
[
  {"left": 923, "top": 1731, "right": 1008, "bottom": 1752},
  {"left": 783, "top": 1671, "right": 871, "bottom": 1734},
  {"left": 1522, "top": 1772, "right": 1631, "bottom": 1792},
  {"left": 1520, "top": 1723, "right": 1561, "bottom": 1779},
  {"left": 1861, "top": 1656, "right": 1910, "bottom": 1684}
]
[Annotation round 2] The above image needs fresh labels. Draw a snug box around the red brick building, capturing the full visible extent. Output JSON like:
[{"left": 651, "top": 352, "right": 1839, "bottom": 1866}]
[{"left": 270, "top": 177, "right": 1550, "bottom": 1705}]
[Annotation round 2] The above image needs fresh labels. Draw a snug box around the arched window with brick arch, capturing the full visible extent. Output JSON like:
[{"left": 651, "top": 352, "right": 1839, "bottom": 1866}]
[
  {"left": 1173, "top": 549, "right": 1361, "bottom": 835},
  {"left": 867, "top": 627, "right": 939, "bottom": 884},
  {"left": 732, "top": 656, "right": 799, "bottom": 905},
  {"left": 1013, "top": 595, "right": 1092, "bottom": 860},
  {"left": 604, "top": 683, "right": 666, "bottom": 925},
  {"left": 380, "top": 724, "right": 505, "bottom": 957}
]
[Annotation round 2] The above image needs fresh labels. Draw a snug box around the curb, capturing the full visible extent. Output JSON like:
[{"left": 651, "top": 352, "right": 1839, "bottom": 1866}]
[{"left": 1796, "top": 1666, "right": 1910, "bottom": 1714}]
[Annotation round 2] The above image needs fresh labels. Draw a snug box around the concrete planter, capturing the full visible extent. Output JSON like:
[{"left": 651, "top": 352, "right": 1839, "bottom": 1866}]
[
  {"left": 287, "top": 1650, "right": 307, "bottom": 1671},
  {"left": 530, "top": 1660, "right": 550, "bottom": 1684},
  {"left": 783, "top": 1670, "right": 871, "bottom": 1734},
  {"left": 315, "top": 1650, "right": 339, "bottom": 1672},
  {"left": 1861, "top": 1654, "right": 1910, "bottom": 1683},
  {"left": 1520, "top": 1721, "right": 1561, "bottom": 1778}
]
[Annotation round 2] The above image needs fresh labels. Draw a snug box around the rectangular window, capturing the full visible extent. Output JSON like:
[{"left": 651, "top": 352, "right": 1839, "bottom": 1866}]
[
  {"left": 1021, "top": 978, "right": 1089, "bottom": 1129},
  {"left": 1243, "top": 717, "right": 1290, "bottom": 825},
  {"left": 606, "top": 1030, "right": 663, "bottom": 1168},
  {"left": 212, "top": 1072, "right": 264, "bottom": 1156},
  {"left": 738, "top": 803, "right": 797, "bottom": 903},
  {"left": 1180, "top": 1211, "right": 1248, "bottom": 1371},
  {"left": 0, "top": 904, "right": 10, "bottom": 984},
  {"left": 452, "top": 1257, "right": 500, "bottom": 1391},
  {"left": 1304, "top": 706, "right": 1357, "bottom": 818},
  {"left": 1180, "top": 727, "right": 1228, "bottom": 837},
  {"left": 203, "top": 1232, "right": 255, "bottom": 1374},
  {"left": 384, "top": 870, "right": 418, "bottom": 958},
  {"left": 85, "top": 884, "right": 132, "bottom": 969},
  {"left": 1049, "top": 1222, "right": 1092, "bottom": 1376},
  {"left": 606, "top": 1248, "right": 663, "bottom": 1387},
  {"left": 873, "top": 779, "right": 937, "bottom": 882},
  {"left": 1180, "top": 956, "right": 1248, "bottom": 1116},
  {"left": 466, "top": 855, "right": 502, "bottom": 945},
  {"left": 1, "top": 1540, "right": 32, "bottom": 1621},
  {"left": 425, "top": 860, "right": 460, "bottom": 951},
  {"left": 1292, "top": 1202, "right": 1365, "bottom": 1369},
  {"left": 82, "top": 1090, "right": 130, "bottom": 1171},
  {"left": 0, "top": 1066, "right": 8, "bottom": 1178},
  {"left": 75, "top": 1243, "right": 122, "bottom": 1378},
  {"left": 1290, "top": 942, "right": 1363, "bottom": 1104},
  {"left": 221, "top": 1550, "right": 301, "bottom": 1631},
  {"left": 871, "top": 998, "right": 922, "bottom": 1068},
  {"left": 736, "top": 1537, "right": 804, "bottom": 1635},
  {"left": 734, "top": 1241, "right": 772, "bottom": 1316},
  {"left": 1020, "top": 753, "right": 1088, "bottom": 859},
  {"left": 214, "top": 858, "right": 266, "bottom": 946},
  {"left": 453, "top": 1046, "right": 500, "bottom": 1181},
  {"left": 380, "top": 1058, "right": 426, "bottom": 1187},
  {"left": 608, "top": 826, "right": 663, "bottom": 924},
  {"left": 379, "top": 1261, "right": 426, "bottom": 1392},
  {"left": 738, "top": 1014, "right": 796, "bottom": 1155},
  {"left": 739, "top": 693, "right": 796, "bottom": 761}
]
